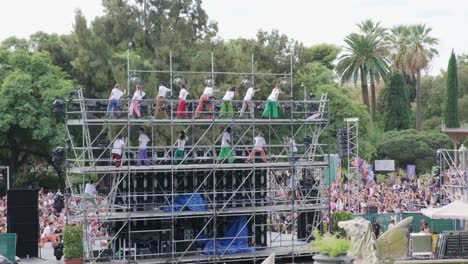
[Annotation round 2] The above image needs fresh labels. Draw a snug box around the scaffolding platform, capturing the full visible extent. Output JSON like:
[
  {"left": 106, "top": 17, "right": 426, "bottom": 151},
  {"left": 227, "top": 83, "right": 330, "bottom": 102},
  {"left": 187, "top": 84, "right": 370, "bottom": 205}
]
[
  {"left": 67, "top": 161, "right": 328, "bottom": 173},
  {"left": 64, "top": 53, "right": 330, "bottom": 263}
]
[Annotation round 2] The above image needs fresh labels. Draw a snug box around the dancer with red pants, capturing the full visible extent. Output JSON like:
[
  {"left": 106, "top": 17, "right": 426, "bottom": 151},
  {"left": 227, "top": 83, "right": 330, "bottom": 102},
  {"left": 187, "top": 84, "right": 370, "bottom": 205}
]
[{"left": 176, "top": 84, "right": 189, "bottom": 118}]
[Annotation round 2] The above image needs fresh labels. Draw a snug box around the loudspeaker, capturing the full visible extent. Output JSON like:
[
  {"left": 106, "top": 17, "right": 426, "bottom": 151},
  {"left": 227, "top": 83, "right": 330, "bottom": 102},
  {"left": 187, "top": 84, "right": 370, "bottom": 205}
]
[
  {"left": 7, "top": 189, "right": 39, "bottom": 258},
  {"left": 297, "top": 212, "right": 317, "bottom": 240}
]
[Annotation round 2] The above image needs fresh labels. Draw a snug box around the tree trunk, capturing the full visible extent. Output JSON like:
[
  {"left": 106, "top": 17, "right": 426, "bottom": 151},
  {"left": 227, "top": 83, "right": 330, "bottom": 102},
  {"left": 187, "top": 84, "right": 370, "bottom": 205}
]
[
  {"left": 415, "top": 70, "right": 422, "bottom": 131},
  {"left": 370, "top": 74, "right": 376, "bottom": 123},
  {"left": 360, "top": 69, "right": 370, "bottom": 114}
]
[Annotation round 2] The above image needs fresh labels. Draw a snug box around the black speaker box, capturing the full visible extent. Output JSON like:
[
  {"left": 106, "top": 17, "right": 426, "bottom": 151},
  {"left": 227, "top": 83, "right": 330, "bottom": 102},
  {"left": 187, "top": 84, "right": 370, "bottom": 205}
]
[{"left": 7, "top": 189, "right": 39, "bottom": 257}]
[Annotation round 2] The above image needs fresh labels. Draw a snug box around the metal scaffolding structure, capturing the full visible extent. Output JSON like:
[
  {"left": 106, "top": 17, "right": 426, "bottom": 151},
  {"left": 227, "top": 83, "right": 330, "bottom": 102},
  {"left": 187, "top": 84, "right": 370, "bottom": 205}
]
[{"left": 63, "top": 52, "right": 330, "bottom": 263}]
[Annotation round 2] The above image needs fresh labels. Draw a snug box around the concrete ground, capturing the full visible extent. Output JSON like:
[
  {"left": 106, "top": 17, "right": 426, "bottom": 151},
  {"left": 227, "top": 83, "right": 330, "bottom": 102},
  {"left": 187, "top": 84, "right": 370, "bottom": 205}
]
[{"left": 19, "top": 243, "right": 62, "bottom": 264}]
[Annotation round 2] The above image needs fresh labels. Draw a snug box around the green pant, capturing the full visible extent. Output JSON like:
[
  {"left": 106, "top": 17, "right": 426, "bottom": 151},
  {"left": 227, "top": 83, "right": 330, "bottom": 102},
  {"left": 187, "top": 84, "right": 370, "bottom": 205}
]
[
  {"left": 174, "top": 149, "right": 187, "bottom": 163},
  {"left": 262, "top": 100, "right": 278, "bottom": 118},
  {"left": 218, "top": 147, "right": 234, "bottom": 163},
  {"left": 220, "top": 101, "right": 234, "bottom": 117}
]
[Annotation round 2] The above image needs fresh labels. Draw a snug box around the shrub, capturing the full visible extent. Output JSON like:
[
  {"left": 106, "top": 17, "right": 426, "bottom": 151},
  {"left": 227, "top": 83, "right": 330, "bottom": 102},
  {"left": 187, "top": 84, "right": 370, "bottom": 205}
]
[
  {"left": 310, "top": 229, "right": 351, "bottom": 257},
  {"left": 63, "top": 225, "right": 83, "bottom": 259},
  {"left": 331, "top": 212, "right": 353, "bottom": 237}
]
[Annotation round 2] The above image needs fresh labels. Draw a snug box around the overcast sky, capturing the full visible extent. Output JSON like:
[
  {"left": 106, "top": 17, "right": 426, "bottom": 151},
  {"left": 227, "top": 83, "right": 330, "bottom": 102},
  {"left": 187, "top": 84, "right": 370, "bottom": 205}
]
[{"left": 1, "top": 0, "right": 467, "bottom": 75}]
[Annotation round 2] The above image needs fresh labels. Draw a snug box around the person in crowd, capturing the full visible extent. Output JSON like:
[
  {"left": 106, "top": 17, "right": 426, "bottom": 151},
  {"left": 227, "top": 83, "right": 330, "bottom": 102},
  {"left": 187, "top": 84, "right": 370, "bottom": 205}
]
[
  {"left": 174, "top": 131, "right": 188, "bottom": 164},
  {"left": 40, "top": 222, "right": 57, "bottom": 248},
  {"left": 387, "top": 219, "right": 395, "bottom": 230},
  {"left": 220, "top": 86, "right": 236, "bottom": 117},
  {"left": 128, "top": 85, "right": 145, "bottom": 118},
  {"left": 176, "top": 84, "right": 189, "bottom": 118},
  {"left": 286, "top": 135, "right": 298, "bottom": 164},
  {"left": 111, "top": 136, "right": 126, "bottom": 167},
  {"left": 137, "top": 128, "right": 150, "bottom": 166},
  {"left": 246, "top": 132, "right": 267, "bottom": 163},
  {"left": 421, "top": 222, "right": 431, "bottom": 234},
  {"left": 218, "top": 127, "right": 234, "bottom": 163},
  {"left": 373, "top": 218, "right": 381, "bottom": 238},
  {"left": 82, "top": 180, "right": 98, "bottom": 211},
  {"left": 262, "top": 84, "right": 284, "bottom": 118},
  {"left": 154, "top": 81, "right": 171, "bottom": 119},
  {"left": 106, "top": 83, "right": 126, "bottom": 117},
  {"left": 195, "top": 85, "right": 216, "bottom": 119},
  {"left": 240, "top": 86, "right": 260, "bottom": 118}
]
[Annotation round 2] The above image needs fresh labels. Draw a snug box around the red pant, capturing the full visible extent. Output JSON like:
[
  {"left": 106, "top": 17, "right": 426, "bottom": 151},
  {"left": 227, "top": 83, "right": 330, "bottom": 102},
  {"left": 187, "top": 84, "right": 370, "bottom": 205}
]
[
  {"left": 112, "top": 153, "right": 122, "bottom": 167},
  {"left": 195, "top": 94, "right": 212, "bottom": 119},
  {"left": 247, "top": 149, "right": 267, "bottom": 162},
  {"left": 176, "top": 100, "right": 188, "bottom": 118}
]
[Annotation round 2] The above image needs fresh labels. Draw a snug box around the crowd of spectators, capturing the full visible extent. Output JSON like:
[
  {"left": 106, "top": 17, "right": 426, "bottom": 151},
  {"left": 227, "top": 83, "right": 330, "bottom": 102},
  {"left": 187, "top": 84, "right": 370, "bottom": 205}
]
[
  {"left": 326, "top": 174, "right": 455, "bottom": 215},
  {"left": 0, "top": 187, "right": 109, "bottom": 248}
]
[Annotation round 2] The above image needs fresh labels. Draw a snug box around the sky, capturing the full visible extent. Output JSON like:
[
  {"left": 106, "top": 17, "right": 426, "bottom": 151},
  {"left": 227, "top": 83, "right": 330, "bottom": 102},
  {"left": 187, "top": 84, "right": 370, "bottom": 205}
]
[{"left": 0, "top": 0, "right": 467, "bottom": 75}]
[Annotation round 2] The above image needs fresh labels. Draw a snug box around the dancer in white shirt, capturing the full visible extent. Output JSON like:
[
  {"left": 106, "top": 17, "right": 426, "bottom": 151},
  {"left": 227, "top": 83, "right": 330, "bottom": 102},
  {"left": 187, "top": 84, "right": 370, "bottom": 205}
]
[
  {"left": 128, "top": 85, "right": 145, "bottom": 118},
  {"left": 174, "top": 131, "right": 188, "bottom": 163},
  {"left": 239, "top": 86, "right": 260, "bottom": 118},
  {"left": 176, "top": 84, "right": 189, "bottom": 118},
  {"left": 106, "top": 83, "right": 125, "bottom": 117},
  {"left": 195, "top": 86, "right": 215, "bottom": 119},
  {"left": 262, "top": 84, "right": 284, "bottom": 118},
  {"left": 137, "top": 128, "right": 150, "bottom": 166},
  {"left": 220, "top": 86, "right": 236, "bottom": 117},
  {"left": 154, "top": 81, "right": 171, "bottom": 119},
  {"left": 246, "top": 132, "right": 267, "bottom": 162}
]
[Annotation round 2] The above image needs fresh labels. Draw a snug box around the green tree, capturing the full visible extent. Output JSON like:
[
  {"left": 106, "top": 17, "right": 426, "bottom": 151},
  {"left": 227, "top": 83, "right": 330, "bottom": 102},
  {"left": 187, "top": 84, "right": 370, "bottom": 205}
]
[
  {"left": 443, "top": 51, "right": 459, "bottom": 128},
  {"left": 357, "top": 20, "right": 390, "bottom": 122},
  {"left": 0, "top": 49, "right": 74, "bottom": 188},
  {"left": 299, "top": 44, "right": 340, "bottom": 70},
  {"left": 377, "top": 129, "right": 451, "bottom": 172},
  {"left": 390, "top": 24, "right": 438, "bottom": 131},
  {"left": 383, "top": 73, "right": 410, "bottom": 131},
  {"left": 336, "top": 33, "right": 389, "bottom": 119}
]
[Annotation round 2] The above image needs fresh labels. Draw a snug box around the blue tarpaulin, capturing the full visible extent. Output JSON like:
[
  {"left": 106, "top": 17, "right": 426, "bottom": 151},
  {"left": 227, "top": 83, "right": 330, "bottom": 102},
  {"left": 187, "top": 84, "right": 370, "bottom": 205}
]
[
  {"left": 203, "top": 216, "right": 254, "bottom": 255},
  {"left": 161, "top": 193, "right": 206, "bottom": 212}
]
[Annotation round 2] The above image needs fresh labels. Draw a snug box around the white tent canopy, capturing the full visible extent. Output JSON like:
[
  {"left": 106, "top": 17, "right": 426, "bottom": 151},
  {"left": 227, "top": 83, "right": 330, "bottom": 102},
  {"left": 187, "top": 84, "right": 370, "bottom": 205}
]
[{"left": 421, "top": 200, "right": 468, "bottom": 220}]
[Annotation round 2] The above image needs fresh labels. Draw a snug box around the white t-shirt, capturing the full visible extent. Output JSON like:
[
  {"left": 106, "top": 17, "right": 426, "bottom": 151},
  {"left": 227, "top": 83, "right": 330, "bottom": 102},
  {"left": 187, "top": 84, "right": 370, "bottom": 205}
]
[
  {"left": 289, "top": 139, "right": 298, "bottom": 152},
  {"left": 221, "top": 132, "right": 231, "bottom": 147},
  {"left": 138, "top": 133, "right": 150, "bottom": 149},
  {"left": 253, "top": 136, "right": 266, "bottom": 150},
  {"left": 244, "top": 87, "right": 255, "bottom": 101},
  {"left": 203, "top": 87, "right": 214, "bottom": 96},
  {"left": 179, "top": 88, "right": 189, "bottom": 101},
  {"left": 177, "top": 137, "right": 188, "bottom": 151},
  {"left": 42, "top": 225, "right": 52, "bottom": 237},
  {"left": 84, "top": 183, "right": 96, "bottom": 196},
  {"left": 222, "top": 91, "right": 235, "bottom": 101},
  {"left": 267, "top": 88, "right": 280, "bottom": 102},
  {"left": 158, "top": 85, "right": 171, "bottom": 97},
  {"left": 112, "top": 139, "right": 125, "bottom": 155},
  {"left": 110, "top": 88, "right": 124, "bottom": 100},
  {"left": 132, "top": 90, "right": 145, "bottom": 100}
]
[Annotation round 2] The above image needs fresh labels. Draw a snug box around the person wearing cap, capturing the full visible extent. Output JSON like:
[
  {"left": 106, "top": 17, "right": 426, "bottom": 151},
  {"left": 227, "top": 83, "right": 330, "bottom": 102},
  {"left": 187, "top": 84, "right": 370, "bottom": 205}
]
[
  {"left": 240, "top": 86, "right": 260, "bottom": 118},
  {"left": 137, "top": 127, "right": 150, "bottom": 166},
  {"left": 220, "top": 86, "right": 236, "bottom": 118},
  {"left": 106, "top": 83, "right": 126, "bottom": 117},
  {"left": 128, "top": 85, "right": 145, "bottom": 118},
  {"left": 218, "top": 127, "right": 234, "bottom": 163},
  {"left": 262, "top": 84, "right": 284, "bottom": 118},
  {"left": 154, "top": 81, "right": 171, "bottom": 119},
  {"left": 195, "top": 85, "right": 216, "bottom": 119},
  {"left": 176, "top": 84, "right": 189, "bottom": 118},
  {"left": 246, "top": 132, "right": 267, "bottom": 163}
]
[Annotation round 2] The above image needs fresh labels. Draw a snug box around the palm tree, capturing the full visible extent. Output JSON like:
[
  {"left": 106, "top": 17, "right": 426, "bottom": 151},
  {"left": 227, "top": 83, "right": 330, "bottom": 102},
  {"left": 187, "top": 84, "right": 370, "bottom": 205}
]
[
  {"left": 357, "top": 20, "right": 389, "bottom": 121},
  {"left": 389, "top": 24, "right": 438, "bottom": 131},
  {"left": 336, "top": 33, "right": 390, "bottom": 118}
]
